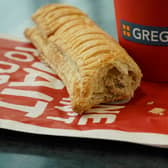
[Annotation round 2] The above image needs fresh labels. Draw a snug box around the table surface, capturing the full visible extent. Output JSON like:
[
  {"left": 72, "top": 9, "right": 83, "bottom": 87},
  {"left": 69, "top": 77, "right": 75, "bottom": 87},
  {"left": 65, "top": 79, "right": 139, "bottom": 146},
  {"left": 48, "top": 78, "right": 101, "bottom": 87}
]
[
  {"left": 0, "top": 0, "right": 168, "bottom": 167},
  {"left": 0, "top": 129, "right": 168, "bottom": 168}
]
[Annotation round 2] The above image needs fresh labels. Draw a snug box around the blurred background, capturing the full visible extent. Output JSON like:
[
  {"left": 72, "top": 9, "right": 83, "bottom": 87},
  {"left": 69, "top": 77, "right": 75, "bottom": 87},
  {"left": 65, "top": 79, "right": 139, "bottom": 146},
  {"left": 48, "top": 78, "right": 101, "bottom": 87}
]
[{"left": 0, "top": 0, "right": 117, "bottom": 39}]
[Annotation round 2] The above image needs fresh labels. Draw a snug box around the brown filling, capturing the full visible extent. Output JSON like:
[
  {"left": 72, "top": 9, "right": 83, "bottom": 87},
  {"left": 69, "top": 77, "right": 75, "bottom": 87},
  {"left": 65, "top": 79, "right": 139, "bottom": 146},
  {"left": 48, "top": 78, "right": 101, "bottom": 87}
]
[{"left": 92, "top": 66, "right": 138, "bottom": 103}]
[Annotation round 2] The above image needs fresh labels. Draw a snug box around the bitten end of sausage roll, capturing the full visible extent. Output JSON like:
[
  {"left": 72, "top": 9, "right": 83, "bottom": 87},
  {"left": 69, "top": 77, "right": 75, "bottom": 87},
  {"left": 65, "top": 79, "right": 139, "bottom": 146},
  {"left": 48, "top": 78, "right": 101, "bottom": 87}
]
[{"left": 25, "top": 4, "right": 142, "bottom": 113}]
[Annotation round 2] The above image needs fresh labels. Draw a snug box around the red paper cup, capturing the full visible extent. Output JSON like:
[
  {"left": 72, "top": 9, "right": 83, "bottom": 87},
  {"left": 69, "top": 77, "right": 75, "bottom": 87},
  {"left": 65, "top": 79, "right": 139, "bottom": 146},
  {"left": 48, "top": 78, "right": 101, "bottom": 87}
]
[{"left": 114, "top": 0, "right": 168, "bottom": 82}]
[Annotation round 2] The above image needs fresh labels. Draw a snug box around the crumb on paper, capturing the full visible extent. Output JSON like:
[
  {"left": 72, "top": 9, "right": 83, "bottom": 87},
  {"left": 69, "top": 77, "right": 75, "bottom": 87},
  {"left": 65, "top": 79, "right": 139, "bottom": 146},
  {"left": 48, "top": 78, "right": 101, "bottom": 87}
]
[
  {"left": 148, "top": 107, "right": 166, "bottom": 116},
  {"left": 147, "top": 101, "right": 154, "bottom": 105}
]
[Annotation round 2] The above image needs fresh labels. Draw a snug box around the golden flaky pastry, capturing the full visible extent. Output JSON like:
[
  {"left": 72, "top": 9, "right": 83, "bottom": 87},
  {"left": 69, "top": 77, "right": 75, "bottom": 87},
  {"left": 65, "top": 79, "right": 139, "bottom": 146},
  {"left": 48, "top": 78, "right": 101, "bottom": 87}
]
[{"left": 24, "top": 4, "right": 142, "bottom": 113}]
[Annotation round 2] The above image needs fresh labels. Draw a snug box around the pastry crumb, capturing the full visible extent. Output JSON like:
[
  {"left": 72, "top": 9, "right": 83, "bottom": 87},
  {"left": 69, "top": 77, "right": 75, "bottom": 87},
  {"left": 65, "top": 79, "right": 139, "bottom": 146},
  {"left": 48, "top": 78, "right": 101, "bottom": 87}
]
[
  {"left": 148, "top": 107, "right": 166, "bottom": 115},
  {"left": 147, "top": 101, "right": 154, "bottom": 105}
]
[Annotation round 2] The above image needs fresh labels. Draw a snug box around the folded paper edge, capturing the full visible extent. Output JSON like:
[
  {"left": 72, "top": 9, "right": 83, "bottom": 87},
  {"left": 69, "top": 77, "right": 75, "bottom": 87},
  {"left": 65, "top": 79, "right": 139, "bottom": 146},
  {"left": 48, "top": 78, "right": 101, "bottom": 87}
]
[
  {"left": 0, "top": 34, "right": 28, "bottom": 42},
  {"left": 0, "top": 119, "right": 167, "bottom": 148}
]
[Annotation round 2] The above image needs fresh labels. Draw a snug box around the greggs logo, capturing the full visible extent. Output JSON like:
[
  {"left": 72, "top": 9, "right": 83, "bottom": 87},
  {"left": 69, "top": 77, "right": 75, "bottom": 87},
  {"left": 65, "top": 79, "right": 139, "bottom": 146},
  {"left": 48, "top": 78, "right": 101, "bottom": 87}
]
[{"left": 121, "top": 20, "right": 168, "bottom": 46}]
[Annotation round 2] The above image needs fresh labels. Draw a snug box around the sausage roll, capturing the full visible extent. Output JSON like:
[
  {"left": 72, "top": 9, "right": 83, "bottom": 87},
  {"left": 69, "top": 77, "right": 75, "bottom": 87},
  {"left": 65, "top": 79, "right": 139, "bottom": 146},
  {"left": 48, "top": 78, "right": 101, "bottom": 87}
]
[{"left": 25, "top": 4, "right": 142, "bottom": 113}]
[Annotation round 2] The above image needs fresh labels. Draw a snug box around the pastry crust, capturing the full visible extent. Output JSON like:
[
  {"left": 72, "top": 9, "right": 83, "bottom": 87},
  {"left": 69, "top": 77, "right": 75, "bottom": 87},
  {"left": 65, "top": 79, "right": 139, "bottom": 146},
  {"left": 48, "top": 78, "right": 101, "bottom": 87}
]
[{"left": 25, "top": 4, "right": 142, "bottom": 113}]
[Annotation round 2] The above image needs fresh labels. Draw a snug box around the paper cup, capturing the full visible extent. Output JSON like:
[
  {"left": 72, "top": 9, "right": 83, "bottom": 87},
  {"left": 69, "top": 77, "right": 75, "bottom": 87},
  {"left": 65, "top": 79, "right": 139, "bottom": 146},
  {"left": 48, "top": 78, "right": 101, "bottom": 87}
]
[{"left": 114, "top": 0, "right": 168, "bottom": 82}]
